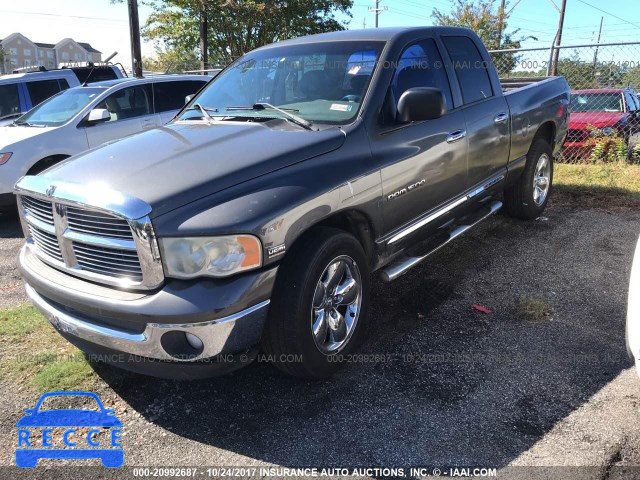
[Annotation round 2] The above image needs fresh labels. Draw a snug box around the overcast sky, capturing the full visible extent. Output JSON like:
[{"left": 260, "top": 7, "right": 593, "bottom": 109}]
[{"left": 2, "top": 0, "right": 639, "bottom": 69}]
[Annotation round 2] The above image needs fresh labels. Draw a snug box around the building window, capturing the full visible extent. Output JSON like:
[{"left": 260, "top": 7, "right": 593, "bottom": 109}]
[
  {"left": 24, "top": 48, "right": 31, "bottom": 56},
  {"left": 38, "top": 50, "right": 43, "bottom": 58},
  {"left": 47, "top": 51, "right": 54, "bottom": 59},
  {"left": 10, "top": 58, "right": 17, "bottom": 66},
  {"left": 62, "top": 51, "right": 69, "bottom": 61},
  {"left": 9, "top": 48, "right": 17, "bottom": 56},
  {"left": 74, "top": 53, "right": 81, "bottom": 61},
  {"left": 24, "top": 59, "right": 31, "bottom": 66}
]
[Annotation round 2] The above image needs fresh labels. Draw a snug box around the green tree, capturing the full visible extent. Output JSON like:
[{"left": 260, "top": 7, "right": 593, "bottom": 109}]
[
  {"left": 143, "top": 47, "right": 200, "bottom": 73},
  {"left": 142, "top": 0, "right": 353, "bottom": 66},
  {"left": 432, "top": 0, "right": 533, "bottom": 75}
]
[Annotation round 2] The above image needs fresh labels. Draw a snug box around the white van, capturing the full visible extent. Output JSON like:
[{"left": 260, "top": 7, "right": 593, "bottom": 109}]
[
  {"left": 0, "top": 66, "right": 124, "bottom": 126},
  {"left": 0, "top": 75, "right": 208, "bottom": 212}
]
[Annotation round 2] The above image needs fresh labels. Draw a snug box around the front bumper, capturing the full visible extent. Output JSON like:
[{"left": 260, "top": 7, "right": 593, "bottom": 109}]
[{"left": 19, "top": 245, "right": 277, "bottom": 376}]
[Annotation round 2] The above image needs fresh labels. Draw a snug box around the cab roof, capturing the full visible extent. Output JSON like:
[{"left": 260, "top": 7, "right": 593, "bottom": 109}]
[{"left": 254, "top": 26, "right": 474, "bottom": 50}]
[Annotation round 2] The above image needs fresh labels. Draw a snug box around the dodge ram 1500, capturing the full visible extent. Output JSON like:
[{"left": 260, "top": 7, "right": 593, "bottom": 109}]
[{"left": 15, "top": 27, "right": 570, "bottom": 379}]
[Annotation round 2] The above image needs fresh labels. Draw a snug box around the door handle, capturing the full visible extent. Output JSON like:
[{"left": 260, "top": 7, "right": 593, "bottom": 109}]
[
  {"left": 494, "top": 112, "right": 509, "bottom": 125},
  {"left": 446, "top": 129, "right": 466, "bottom": 143}
]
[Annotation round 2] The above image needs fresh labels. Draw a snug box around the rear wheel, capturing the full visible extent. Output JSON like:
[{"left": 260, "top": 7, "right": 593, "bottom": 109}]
[
  {"left": 262, "top": 227, "right": 370, "bottom": 379},
  {"left": 504, "top": 138, "right": 553, "bottom": 220}
]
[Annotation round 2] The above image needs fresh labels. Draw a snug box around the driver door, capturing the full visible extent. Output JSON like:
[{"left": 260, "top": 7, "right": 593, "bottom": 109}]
[
  {"left": 84, "top": 84, "right": 157, "bottom": 148},
  {"left": 371, "top": 38, "right": 468, "bottom": 240}
]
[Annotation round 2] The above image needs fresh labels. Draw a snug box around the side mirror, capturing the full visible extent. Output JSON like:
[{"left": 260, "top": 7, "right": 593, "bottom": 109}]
[
  {"left": 185, "top": 94, "right": 194, "bottom": 105},
  {"left": 397, "top": 87, "right": 447, "bottom": 123},
  {"left": 86, "top": 108, "right": 110, "bottom": 124}
]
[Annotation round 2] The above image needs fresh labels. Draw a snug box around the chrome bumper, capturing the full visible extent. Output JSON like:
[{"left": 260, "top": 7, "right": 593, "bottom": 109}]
[{"left": 26, "top": 283, "right": 270, "bottom": 362}]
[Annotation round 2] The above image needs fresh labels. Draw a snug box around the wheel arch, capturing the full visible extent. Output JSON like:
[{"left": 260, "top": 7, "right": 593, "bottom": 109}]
[
  {"left": 26, "top": 154, "right": 71, "bottom": 176},
  {"left": 290, "top": 209, "right": 377, "bottom": 269},
  {"left": 533, "top": 121, "right": 556, "bottom": 147}
]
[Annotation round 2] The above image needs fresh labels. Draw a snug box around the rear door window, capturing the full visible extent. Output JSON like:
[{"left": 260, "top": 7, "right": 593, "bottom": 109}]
[
  {"left": 26, "top": 79, "right": 62, "bottom": 107},
  {"left": 0, "top": 83, "right": 21, "bottom": 120},
  {"left": 153, "top": 80, "right": 206, "bottom": 112},
  {"left": 442, "top": 36, "right": 493, "bottom": 104}
]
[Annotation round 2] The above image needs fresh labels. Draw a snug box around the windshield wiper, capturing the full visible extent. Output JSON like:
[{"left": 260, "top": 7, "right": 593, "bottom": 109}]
[
  {"left": 13, "top": 121, "right": 45, "bottom": 127},
  {"left": 224, "top": 103, "right": 313, "bottom": 130},
  {"left": 184, "top": 104, "right": 218, "bottom": 124}
]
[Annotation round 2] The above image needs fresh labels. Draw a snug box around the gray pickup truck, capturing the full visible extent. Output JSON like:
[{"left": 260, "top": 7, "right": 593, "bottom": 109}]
[{"left": 15, "top": 27, "right": 570, "bottom": 379}]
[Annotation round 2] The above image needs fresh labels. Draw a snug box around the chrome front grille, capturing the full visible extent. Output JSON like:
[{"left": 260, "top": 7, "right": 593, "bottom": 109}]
[
  {"left": 17, "top": 187, "right": 164, "bottom": 290},
  {"left": 66, "top": 206, "right": 133, "bottom": 239},
  {"left": 22, "top": 196, "right": 54, "bottom": 225},
  {"left": 28, "top": 224, "right": 63, "bottom": 262},
  {"left": 72, "top": 242, "right": 143, "bottom": 282}
]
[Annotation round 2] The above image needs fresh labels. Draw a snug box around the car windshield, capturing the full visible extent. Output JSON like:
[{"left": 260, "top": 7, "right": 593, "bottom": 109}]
[
  {"left": 16, "top": 87, "right": 104, "bottom": 126},
  {"left": 570, "top": 92, "right": 624, "bottom": 113},
  {"left": 178, "top": 40, "right": 384, "bottom": 126},
  {"left": 0, "top": 83, "right": 21, "bottom": 121},
  {"left": 37, "top": 394, "right": 102, "bottom": 412}
]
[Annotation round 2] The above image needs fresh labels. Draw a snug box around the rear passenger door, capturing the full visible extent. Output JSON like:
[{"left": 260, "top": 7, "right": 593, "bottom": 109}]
[
  {"left": 441, "top": 36, "right": 510, "bottom": 188},
  {"left": 84, "top": 84, "right": 156, "bottom": 148},
  {"left": 152, "top": 80, "right": 206, "bottom": 124}
]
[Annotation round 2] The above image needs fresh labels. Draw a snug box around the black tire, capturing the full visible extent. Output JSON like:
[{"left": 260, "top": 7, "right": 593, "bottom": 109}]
[
  {"left": 504, "top": 138, "right": 554, "bottom": 220},
  {"left": 262, "top": 227, "right": 370, "bottom": 379}
]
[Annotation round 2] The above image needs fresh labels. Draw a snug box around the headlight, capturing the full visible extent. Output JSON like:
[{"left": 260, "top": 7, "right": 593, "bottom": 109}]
[
  {"left": 0, "top": 152, "right": 12, "bottom": 165},
  {"left": 160, "top": 235, "right": 262, "bottom": 279}
]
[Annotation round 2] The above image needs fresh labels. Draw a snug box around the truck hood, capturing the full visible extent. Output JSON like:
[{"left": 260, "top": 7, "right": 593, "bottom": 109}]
[
  {"left": 569, "top": 111, "right": 625, "bottom": 129},
  {"left": 41, "top": 121, "right": 346, "bottom": 217}
]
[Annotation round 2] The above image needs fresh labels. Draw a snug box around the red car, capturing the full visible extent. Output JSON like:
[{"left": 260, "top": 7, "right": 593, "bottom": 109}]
[{"left": 563, "top": 88, "right": 640, "bottom": 159}]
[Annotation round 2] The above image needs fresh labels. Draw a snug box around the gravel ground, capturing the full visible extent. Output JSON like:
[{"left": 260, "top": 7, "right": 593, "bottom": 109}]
[{"left": 1, "top": 199, "right": 640, "bottom": 478}]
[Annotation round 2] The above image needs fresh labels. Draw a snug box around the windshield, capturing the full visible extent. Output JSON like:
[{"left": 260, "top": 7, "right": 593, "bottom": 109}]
[
  {"left": 16, "top": 87, "right": 104, "bottom": 126},
  {"left": 570, "top": 92, "right": 624, "bottom": 113},
  {"left": 179, "top": 41, "right": 384, "bottom": 125},
  {"left": 0, "top": 83, "right": 21, "bottom": 121}
]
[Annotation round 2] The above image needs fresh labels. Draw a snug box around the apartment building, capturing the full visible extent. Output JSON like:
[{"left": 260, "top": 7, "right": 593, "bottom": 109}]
[{"left": 0, "top": 33, "right": 102, "bottom": 73}]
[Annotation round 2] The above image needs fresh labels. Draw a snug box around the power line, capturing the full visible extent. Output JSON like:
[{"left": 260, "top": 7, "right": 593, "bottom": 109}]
[
  {"left": 574, "top": 0, "right": 640, "bottom": 30},
  {"left": 0, "top": 9, "right": 127, "bottom": 23}
]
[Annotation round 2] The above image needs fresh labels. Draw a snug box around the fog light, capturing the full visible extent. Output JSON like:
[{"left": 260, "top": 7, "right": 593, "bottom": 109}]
[{"left": 185, "top": 332, "right": 203, "bottom": 350}]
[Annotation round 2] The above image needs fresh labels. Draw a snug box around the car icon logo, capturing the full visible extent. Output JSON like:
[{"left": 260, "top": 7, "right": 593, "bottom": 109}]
[
  {"left": 45, "top": 185, "right": 56, "bottom": 197},
  {"left": 15, "top": 391, "right": 123, "bottom": 468}
]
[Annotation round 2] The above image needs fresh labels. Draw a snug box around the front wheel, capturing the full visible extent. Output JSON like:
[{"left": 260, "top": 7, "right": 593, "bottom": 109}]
[
  {"left": 262, "top": 227, "right": 370, "bottom": 379},
  {"left": 504, "top": 138, "right": 554, "bottom": 220}
]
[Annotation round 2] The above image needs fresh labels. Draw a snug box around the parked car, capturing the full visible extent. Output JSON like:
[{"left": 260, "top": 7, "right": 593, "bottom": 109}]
[
  {"left": 563, "top": 88, "right": 640, "bottom": 158},
  {"left": 15, "top": 27, "right": 569, "bottom": 380},
  {"left": 0, "top": 65, "right": 124, "bottom": 126},
  {"left": 0, "top": 75, "right": 208, "bottom": 213}
]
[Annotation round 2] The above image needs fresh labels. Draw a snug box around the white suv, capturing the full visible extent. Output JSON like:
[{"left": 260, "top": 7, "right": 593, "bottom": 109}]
[{"left": 0, "top": 75, "right": 208, "bottom": 212}]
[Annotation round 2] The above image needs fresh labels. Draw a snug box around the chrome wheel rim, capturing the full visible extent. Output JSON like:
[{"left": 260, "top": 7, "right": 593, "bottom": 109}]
[
  {"left": 311, "top": 255, "right": 362, "bottom": 354},
  {"left": 533, "top": 153, "right": 551, "bottom": 206}
]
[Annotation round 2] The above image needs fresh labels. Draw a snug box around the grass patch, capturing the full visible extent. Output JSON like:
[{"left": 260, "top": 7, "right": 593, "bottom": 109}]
[
  {"left": 518, "top": 297, "right": 552, "bottom": 324},
  {"left": 554, "top": 162, "right": 640, "bottom": 207},
  {"left": 0, "top": 303, "right": 97, "bottom": 392},
  {"left": 0, "top": 304, "right": 46, "bottom": 339}
]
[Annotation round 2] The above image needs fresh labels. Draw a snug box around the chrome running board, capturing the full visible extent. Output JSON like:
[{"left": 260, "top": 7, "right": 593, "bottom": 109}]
[{"left": 380, "top": 199, "right": 502, "bottom": 282}]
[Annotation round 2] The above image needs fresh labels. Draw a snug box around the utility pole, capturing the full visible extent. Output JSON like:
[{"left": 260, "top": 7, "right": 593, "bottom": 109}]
[
  {"left": 592, "top": 16, "right": 603, "bottom": 69},
  {"left": 496, "top": 0, "right": 506, "bottom": 49},
  {"left": 550, "top": 0, "right": 567, "bottom": 76},
  {"left": 368, "top": 0, "right": 387, "bottom": 28},
  {"left": 127, "top": 0, "right": 143, "bottom": 77},
  {"left": 200, "top": 6, "right": 208, "bottom": 73}
]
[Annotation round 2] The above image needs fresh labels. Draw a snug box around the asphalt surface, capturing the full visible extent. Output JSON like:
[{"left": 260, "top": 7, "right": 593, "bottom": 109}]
[{"left": 1, "top": 198, "right": 640, "bottom": 478}]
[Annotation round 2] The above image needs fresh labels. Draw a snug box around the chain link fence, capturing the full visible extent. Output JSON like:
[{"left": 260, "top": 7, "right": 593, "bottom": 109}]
[{"left": 491, "top": 42, "right": 640, "bottom": 163}]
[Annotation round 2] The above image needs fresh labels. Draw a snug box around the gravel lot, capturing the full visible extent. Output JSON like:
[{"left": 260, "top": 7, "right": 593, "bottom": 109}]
[{"left": 2, "top": 198, "right": 640, "bottom": 478}]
